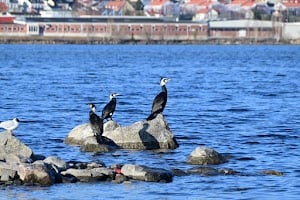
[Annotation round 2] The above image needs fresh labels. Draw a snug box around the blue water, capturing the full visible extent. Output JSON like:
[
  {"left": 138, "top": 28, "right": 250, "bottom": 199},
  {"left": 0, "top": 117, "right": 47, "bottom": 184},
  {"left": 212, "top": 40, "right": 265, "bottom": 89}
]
[{"left": 0, "top": 44, "right": 300, "bottom": 199}]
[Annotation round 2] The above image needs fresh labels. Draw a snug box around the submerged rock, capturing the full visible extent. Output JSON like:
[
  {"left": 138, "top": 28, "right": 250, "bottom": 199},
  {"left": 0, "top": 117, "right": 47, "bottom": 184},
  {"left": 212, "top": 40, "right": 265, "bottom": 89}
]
[
  {"left": 65, "top": 114, "right": 178, "bottom": 150},
  {"left": 187, "top": 167, "right": 219, "bottom": 176},
  {"left": 186, "top": 146, "right": 227, "bottom": 165},
  {"left": 61, "top": 167, "right": 114, "bottom": 182},
  {"left": 261, "top": 170, "right": 284, "bottom": 176}
]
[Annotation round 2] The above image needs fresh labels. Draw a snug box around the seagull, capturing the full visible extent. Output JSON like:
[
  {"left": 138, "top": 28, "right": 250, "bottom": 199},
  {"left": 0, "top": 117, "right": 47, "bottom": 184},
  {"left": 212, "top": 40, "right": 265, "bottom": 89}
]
[{"left": 0, "top": 118, "right": 20, "bottom": 134}]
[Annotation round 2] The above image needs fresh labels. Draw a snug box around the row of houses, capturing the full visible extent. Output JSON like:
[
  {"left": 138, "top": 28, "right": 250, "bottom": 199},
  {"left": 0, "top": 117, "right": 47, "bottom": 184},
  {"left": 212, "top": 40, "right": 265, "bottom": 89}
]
[
  {"left": 1, "top": 15, "right": 300, "bottom": 42},
  {"left": 1, "top": 0, "right": 300, "bottom": 22}
]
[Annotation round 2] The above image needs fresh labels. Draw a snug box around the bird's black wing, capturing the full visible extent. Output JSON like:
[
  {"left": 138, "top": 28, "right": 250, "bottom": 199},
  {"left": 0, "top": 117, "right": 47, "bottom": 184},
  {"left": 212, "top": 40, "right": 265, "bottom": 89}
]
[
  {"left": 147, "top": 92, "right": 167, "bottom": 120},
  {"left": 151, "top": 92, "right": 167, "bottom": 114},
  {"left": 102, "top": 101, "right": 115, "bottom": 119}
]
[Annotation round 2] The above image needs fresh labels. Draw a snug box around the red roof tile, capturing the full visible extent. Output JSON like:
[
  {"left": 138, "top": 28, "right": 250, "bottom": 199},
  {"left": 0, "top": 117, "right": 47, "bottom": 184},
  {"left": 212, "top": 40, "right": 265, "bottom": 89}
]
[
  {"left": 230, "top": 0, "right": 256, "bottom": 7},
  {"left": 197, "top": 7, "right": 209, "bottom": 13},
  {"left": 106, "top": 0, "right": 126, "bottom": 10},
  {"left": 283, "top": 0, "right": 300, "bottom": 7},
  {"left": 150, "top": 0, "right": 168, "bottom": 6},
  {"left": 186, "top": 0, "right": 213, "bottom": 6}
]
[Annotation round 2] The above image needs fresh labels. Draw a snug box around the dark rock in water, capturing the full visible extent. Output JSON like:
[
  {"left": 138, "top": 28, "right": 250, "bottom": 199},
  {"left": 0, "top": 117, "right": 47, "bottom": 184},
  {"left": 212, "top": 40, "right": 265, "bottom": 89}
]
[
  {"left": 0, "top": 132, "right": 33, "bottom": 161},
  {"left": 218, "top": 168, "right": 239, "bottom": 175},
  {"left": 261, "top": 170, "right": 284, "bottom": 176},
  {"left": 187, "top": 167, "right": 219, "bottom": 176},
  {"left": 112, "top": 174, "right": 129, "bottom": 184},
  {"left": 60, "top": 167, "right": 114, "bottom": 182},
  {"left": 186, "top": 146, "right": 227, "bottom": 165},
  {"left": 121, "top": 164, "right": 173, "bottom": 183},
  {"left": 65, "top": 114, "right": 178, "bottom": 151},
  {"left": 237, "top": 157, "right": 256, "bottom": 161},
  {"left": 61, "top": 174, "right": 78, "bottom": 183},
  {"left": 171, "top": 168, "right": 188, "bottom": 176}
]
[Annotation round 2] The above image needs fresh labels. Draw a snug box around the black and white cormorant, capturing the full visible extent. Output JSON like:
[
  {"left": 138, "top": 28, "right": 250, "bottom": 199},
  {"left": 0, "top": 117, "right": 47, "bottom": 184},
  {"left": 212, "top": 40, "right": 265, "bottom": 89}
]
[
  {"left": 88, "top": 103, "right": 103, "bottom": 143},
  {"left": 147, "top": 77, "right": 171, "bottom": 120},
  {"left": 102, "top": 93, "right": 120, "bottom": 121}
]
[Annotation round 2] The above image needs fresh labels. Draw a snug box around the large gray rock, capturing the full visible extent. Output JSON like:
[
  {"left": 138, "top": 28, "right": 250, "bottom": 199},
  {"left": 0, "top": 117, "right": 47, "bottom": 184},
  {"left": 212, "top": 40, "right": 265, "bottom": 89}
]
[
  {"left": 0, "top": 132, "right": 33, "bottom": 160},
  {"left": 65, "top": 114, "right": 178, "bottom": 150},
  {"left": 121, "top": 164, "right": 173, "bottom": 183},
  {"left": 186, "top": 146, "right": 227, "bottom": 165},
  {"left": 17, "top": 163, "right": 55, "bottom": 186}
]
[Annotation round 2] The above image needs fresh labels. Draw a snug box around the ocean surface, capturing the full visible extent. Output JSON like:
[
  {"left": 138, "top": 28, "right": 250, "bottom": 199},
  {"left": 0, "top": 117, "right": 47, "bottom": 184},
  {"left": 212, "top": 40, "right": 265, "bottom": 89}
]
[{"left": 0, "top": 44, "right": 299, "bottom": 199}]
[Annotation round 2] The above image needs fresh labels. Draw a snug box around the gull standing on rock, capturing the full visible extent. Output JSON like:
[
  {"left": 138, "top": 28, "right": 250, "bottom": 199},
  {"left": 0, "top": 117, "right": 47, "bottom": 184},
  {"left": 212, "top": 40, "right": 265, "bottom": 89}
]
[
  {"left": 147, "top": 77, "right": 171, "bottom": 121},
  {"left": 0, "top": 118, "right": 20, "bottom": 134},
  {"left": 88, "top": 103, "right": 103, "bottom": 143},
  {"left": 102, "top": 93, "right": 120, "bottom": 121}
]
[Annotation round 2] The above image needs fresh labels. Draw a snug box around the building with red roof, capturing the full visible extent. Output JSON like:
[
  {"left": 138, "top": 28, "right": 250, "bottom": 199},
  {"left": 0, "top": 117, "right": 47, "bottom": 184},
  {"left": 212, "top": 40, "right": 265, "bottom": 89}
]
[{"left": 104, "top": 0, "right": 135, "bottom": 15}]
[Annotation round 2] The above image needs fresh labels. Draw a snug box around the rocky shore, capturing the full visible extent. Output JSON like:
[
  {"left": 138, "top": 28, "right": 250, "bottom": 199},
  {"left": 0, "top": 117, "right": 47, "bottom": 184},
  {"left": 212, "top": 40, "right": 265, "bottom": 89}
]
[
  {"left": 0, "top": 36, "right": 300, "bottom": 45},
  {"left": 0, "top": 114, "right": 283, "bottom": 187}
]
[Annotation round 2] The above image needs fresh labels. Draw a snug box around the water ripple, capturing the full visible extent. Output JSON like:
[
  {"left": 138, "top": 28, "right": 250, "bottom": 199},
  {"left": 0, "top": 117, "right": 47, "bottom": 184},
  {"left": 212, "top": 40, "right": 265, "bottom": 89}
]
[{"left": 0, "top": 44, "right": 299, "bottom": 199}]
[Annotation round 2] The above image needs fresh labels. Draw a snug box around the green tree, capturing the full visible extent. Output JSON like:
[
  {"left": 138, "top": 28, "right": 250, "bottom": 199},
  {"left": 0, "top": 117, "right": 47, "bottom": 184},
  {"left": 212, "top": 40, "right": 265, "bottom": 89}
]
[{"left": 131, "top": 0, "right": 144, "bottom": 11}]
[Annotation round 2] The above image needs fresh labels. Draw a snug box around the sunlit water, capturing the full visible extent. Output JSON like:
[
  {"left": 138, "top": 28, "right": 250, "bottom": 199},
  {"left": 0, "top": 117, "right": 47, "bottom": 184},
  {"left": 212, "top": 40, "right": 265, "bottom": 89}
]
[{"left": 0, "top": 44, "right": 299, "bottom": 199}]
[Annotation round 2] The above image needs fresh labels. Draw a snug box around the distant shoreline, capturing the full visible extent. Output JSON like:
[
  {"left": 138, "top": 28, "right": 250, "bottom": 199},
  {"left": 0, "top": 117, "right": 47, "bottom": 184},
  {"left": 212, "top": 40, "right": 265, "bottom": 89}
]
[{"left": 1, "top": 36, "right": 299, "bottom": 45}]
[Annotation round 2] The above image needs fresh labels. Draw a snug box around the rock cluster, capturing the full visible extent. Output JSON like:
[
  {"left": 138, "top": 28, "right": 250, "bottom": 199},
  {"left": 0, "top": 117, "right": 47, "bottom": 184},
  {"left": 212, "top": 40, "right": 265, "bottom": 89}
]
[
  {"left": 65, "top": 114, "right": 178, "bottom": 151},
  {"left": 1, "top": 115, "right": 285, "bottom": 187},
  {"left": 0, "top": 131, "right": 174, "bottom": 186}
]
